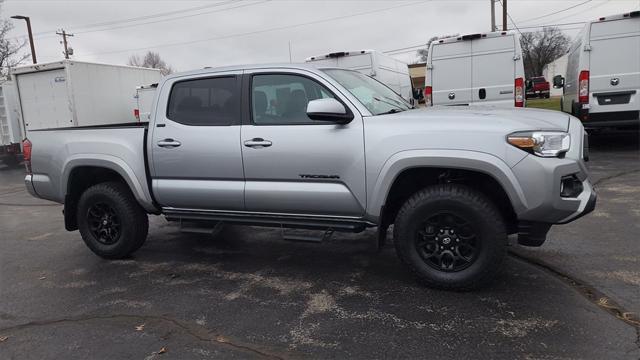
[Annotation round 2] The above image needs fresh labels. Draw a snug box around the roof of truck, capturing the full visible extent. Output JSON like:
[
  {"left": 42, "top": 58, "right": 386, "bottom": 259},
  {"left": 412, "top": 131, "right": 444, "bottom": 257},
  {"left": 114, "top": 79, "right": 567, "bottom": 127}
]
[
  {"left": 11, "top": 59, "right": 163, "bottom": 75},
  {"left": 165, "top": 63, "right": 331, "bottom": 80}
]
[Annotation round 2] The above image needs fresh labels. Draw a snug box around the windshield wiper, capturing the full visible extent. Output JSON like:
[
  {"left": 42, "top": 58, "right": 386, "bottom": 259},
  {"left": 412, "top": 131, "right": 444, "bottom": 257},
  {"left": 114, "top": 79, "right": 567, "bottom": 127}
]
[
  {"left": 373, "top": 97, "right": 405, "bottom": 113},
  {"left": 379, "top": 108, "right": 402, "bottom": 115}
]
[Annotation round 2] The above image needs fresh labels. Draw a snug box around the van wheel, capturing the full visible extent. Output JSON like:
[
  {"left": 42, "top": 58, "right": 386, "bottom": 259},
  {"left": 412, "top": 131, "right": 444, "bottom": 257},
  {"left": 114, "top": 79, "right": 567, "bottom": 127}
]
[
  {"left": 393, "top": 184, "right": 507, "bottom": 290},
  {"left": 77, "top": 182, "right": 149, "bottom": 259}
]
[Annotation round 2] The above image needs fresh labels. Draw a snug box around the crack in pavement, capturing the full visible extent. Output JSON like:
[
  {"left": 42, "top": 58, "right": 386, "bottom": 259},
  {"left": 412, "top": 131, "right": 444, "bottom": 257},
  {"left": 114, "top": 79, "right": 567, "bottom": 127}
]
[
  {"left": 509, "top": 252, "right": 640, "bottom": 329},
  {"left": 593, "top": 169, "right": 640, "bottom": 187},
  {"left": 0, "top": 313, "right": 285, "bottom": 359}
]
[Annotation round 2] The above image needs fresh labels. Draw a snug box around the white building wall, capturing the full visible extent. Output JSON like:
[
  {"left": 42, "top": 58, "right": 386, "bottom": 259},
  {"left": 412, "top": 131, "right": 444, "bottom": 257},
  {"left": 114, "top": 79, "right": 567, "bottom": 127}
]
[{"left": 543, "top": 54, "right": 568, "bottom": 97}]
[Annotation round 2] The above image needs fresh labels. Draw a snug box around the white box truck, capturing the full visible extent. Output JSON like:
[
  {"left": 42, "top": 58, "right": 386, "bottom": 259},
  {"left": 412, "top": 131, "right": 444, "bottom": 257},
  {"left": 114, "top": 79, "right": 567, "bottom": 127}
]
[
  {"left": 305, "top": 50, "right": 413, "bottom": 102},
  {"left": 425, "top": 31, "right": 526, "bottom": 108},
  {"left": 12, "top": 60, "right": 162, "bottom": 131},
  {"left": 0, "top": 81, "right": 23, "bottom": 167},
  {"left": 554, "top": 11, "right": 639, "bottom": 128}
]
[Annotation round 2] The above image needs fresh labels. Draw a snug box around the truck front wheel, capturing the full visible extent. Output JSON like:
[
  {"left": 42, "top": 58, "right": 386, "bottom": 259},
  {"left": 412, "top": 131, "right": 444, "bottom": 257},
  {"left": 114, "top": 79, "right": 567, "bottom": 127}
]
[
  {"left": 393, "top": 184, "right": 507, "bottom": 290},
  {"left": 77, "top": 182, "right": 149, "bottom": 259}
]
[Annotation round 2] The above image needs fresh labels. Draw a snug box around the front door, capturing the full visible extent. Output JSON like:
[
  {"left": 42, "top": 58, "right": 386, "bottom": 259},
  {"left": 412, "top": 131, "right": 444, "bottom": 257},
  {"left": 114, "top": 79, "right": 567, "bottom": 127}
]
[
  {"left": 150, "top": 72, "right": 245, "bottom": 210},
  {"left": 240, "top": 70, "right": 366, "bottom": 217}
]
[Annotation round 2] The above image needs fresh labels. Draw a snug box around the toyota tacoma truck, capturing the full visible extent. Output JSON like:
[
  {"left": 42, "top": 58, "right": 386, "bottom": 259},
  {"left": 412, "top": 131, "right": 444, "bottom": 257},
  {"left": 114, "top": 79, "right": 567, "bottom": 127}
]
[{"left": 23, "top": 64, "right": 596, "bottom": 290}]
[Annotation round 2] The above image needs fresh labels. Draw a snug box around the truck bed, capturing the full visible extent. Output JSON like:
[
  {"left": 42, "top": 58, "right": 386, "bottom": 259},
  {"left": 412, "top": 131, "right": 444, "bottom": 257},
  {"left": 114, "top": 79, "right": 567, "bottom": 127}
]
[{"left": 25, "top": 122, "right": 156, "bottom": 212}]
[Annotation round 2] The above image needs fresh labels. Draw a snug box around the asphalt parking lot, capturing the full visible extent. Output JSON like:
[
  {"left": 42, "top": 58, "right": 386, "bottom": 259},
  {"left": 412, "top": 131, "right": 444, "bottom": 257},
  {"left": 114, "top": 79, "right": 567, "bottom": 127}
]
[{"left": 1, "top": 131, "right": 639, "bottom": 359}]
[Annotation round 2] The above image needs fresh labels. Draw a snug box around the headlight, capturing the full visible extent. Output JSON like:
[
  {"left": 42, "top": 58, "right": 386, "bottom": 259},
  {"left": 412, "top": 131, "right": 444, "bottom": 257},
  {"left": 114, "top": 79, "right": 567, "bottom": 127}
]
[{"left": 507, "top": 131, "right": 571, "bottom": 157}]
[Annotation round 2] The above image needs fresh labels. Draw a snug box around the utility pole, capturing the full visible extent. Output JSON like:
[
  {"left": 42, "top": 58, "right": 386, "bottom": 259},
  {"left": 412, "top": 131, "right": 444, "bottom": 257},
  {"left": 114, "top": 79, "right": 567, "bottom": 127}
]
[
  {"left": 56, "top": 29, "right": 74, "bottom": 59},
  {"left": 502, "top": 0, "right": 508, "bottom": 31},
  {"left": 10, "top": 16, "right": 36, "bottom": 64},
  {"left": 490, "top": 0, "right": 496, "bottom": 32}
]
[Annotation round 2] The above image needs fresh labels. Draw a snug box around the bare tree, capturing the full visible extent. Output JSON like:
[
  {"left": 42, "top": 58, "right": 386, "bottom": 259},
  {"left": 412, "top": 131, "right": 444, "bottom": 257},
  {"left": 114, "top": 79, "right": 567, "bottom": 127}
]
[
  {"left": 0, "top": 4, "right": 30, "bottom": 77},
  {"left": 520, "top": 27, "right": 570, "bottom": 78},
  {"left": 128, "top": 51, "right": 174, "bottom": 75},
  {"left": 416, "top": 34, "right": 460, "bottom": 62}
]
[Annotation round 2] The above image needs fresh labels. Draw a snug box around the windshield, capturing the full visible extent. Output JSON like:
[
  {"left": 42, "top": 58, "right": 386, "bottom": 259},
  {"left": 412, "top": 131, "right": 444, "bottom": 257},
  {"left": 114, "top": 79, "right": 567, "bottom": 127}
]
[{"left": 323, "top": 69, "right": 412, "bottom": 115}]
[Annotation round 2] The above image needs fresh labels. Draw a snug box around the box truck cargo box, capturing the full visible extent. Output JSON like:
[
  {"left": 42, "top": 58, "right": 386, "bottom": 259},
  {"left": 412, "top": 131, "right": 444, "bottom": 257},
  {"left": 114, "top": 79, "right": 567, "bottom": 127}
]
[
  {"left": 0, "top": 81, "right": 23, "bottom": 166},
  {"left": 12, "top": 60, "right": 162, "bottom": 131}
]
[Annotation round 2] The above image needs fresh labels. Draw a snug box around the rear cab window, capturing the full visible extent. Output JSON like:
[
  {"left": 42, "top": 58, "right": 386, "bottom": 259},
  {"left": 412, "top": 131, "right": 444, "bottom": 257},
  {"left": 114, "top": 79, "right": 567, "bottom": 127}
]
[{"left": 167, "top": 76, "right": 239, "bottom": 126}]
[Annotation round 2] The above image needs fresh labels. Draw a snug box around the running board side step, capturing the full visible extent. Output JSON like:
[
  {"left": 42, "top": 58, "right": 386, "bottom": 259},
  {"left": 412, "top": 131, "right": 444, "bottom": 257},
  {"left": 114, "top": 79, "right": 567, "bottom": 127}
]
[{"left": 163, "top": 208, "right": 373, "bottom": 233}]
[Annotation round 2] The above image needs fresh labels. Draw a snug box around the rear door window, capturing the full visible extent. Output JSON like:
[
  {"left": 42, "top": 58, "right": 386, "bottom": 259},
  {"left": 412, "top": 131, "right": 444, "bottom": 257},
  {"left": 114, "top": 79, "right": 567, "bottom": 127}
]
[{"left": 167, "top": 76, "right": 239, "bottom": 126}]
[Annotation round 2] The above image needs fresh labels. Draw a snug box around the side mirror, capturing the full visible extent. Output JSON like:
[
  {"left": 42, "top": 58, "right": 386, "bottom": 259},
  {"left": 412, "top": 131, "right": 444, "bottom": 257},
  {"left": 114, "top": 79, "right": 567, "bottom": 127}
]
[
  {"left": 553, "top": 75, "right": 565, "bottom": 88},
  {"left": 306, "top": 98, "right": 353, "bottom": 124}
]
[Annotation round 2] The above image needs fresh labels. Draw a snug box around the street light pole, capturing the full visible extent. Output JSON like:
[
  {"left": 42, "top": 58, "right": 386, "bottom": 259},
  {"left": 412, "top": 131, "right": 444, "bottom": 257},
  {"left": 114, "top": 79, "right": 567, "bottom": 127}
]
[{"left": 10, "top": 15, "right": 37, "bottom": 64}]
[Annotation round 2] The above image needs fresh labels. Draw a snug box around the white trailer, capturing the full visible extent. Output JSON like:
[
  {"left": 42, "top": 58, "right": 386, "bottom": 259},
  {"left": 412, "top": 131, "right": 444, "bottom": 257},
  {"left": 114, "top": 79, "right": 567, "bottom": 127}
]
[
  {"left": 556, "top": 11, "right": 639, "bottom": 128},
  {"left": 305, "top": 50, "right": 413, "bottom": 102},
  {"left": 425, "top": 31, "right": 526, "bottom": 108},
  {"left": 11, "top": 60, "right": 162, "bottom": 131},
  {"left": 0, "top": 81, "right": 23, "bottom": 166},
  {"left": 134, "top": 84, "right": 158, "bottom": 122}
]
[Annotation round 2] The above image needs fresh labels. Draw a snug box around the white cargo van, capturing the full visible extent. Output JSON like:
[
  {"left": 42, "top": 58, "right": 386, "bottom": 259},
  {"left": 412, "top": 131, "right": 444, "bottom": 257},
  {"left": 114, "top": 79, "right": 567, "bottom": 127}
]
[
  {"left": 0, "top": 81, "right": 23, "bottom": 166},
  {"left": 425, "top": 31, "right": 526, "bottom": 108},
  {"left": 12, "top": 60, "right": 162, "bottom": 131},
  {"left": 305, "top": 50, "right": 413, "bottom": 102},
  {"left": 134, "top": 84, "right": 158, "bottom": 122},
  {"left": 555, "top": 11, "right": 639, "bottom": 128}
]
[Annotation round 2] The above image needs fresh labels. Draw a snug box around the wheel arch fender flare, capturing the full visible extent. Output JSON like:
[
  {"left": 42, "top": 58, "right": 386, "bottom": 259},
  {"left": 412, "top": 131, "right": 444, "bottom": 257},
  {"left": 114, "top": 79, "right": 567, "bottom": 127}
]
[
  {"left": 61, "top": 154, "right": 156, "bottom": 213},
  {"left": 366, "top": 149, "right": 529, "bottom": 221}
]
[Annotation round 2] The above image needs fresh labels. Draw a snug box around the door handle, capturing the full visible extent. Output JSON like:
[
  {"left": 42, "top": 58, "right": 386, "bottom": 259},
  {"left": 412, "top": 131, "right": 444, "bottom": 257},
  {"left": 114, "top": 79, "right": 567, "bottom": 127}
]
[
  {"left": 157, "top": 138, "right": 181, "bottom": 148},
  {"left": 244, "top": 138, "right": 272, "bottom": 148}
]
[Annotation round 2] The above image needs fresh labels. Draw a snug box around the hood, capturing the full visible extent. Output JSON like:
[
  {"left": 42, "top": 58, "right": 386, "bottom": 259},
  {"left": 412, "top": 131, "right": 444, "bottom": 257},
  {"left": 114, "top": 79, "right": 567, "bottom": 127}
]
[{"left": 370, "top": 106, "right": 570, "bottom": 133}]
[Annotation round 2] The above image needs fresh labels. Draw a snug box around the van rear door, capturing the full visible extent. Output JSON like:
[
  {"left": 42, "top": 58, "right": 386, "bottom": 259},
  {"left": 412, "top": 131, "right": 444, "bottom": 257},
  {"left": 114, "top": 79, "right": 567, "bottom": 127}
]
[
  {"left": 471, "top": 35, "right": 516, "bottom": 105},
  {"left": 430, "top": 41, "right": 472, "bottom": 105},
  {"left": 588, "top": 18, "right": 640, "bottom": 116},
  {"left": 16, "top": 68, "right": 73, "bottom": 130}
]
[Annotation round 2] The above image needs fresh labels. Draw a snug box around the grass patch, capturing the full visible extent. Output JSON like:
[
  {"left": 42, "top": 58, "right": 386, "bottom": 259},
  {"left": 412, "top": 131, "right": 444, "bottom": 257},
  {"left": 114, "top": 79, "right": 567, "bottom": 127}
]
[{"left": 526, "top": 96, "right": 562, "bottom": 111}]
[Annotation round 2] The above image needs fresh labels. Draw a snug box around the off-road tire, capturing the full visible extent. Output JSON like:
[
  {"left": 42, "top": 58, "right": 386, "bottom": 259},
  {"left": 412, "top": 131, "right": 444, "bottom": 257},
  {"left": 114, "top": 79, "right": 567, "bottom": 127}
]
[
  {"left": 393, "top": 184, "right": 507, "bottom": 290},
  {"left": 77, "top": 181, "right": 149, "bottom": 259}
]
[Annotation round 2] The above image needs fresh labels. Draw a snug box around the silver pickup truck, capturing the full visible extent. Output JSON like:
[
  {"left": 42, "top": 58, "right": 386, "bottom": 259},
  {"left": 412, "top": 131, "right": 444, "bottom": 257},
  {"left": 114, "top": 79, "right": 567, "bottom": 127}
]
[{"left": 23, "top": 64, "right": 596, "bottom": 290}]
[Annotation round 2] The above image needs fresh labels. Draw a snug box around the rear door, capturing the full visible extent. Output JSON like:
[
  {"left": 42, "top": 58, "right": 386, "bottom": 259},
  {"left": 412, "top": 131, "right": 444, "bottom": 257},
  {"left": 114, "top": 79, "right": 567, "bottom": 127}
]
[
  {"left": 430, "top": 41, "right": 473, "bottom": 105},
  {"left": 150, "top": 72, "right": 245, "bottom": 210},
  {"left": 588, "top": 18, "right": 640, "bottom": 114},
  {"left": 471, "top": 35, "right": 515, "bottom": 105},
  {"left": 16, "top": 69, "right": 73, "bottom": 130}
]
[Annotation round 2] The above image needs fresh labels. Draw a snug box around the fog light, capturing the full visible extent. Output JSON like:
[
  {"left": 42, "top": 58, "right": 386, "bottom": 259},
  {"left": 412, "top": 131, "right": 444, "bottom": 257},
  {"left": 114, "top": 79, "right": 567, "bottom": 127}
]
[{"left": 560, "top": 175, "right": 583, "bottom": 197}]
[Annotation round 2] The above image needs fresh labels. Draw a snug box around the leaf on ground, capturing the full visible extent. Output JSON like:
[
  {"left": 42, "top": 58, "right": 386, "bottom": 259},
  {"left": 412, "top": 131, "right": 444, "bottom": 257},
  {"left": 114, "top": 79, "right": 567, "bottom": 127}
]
[
  {"left": 135, "top": 324, "right": 145, "bottom": 331},
  {"left": 0, "top": 336, "right": 8, "bottom": 342},
  {"left": 157, "top": 347, "right": 167, "bottom": 354}
]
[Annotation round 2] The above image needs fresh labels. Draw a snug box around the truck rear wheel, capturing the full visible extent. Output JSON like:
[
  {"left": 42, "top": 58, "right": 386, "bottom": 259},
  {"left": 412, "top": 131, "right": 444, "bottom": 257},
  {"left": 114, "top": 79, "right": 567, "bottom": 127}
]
[
  {"left": 393, "top": 184, "right": 507, "bottom": 290},
  {"left": 77, "top": 182, "right": 149, "bottom": 259}
]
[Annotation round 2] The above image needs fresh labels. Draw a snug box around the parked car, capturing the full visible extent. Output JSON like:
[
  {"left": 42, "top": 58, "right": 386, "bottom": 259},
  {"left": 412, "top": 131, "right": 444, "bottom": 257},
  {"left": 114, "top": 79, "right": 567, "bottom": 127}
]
[
  {"left": 526, "top": 76, "right": 550, "bottom": 99},
  {"left": 11, "top": 60, "right": 162, "bottom": 131},
  {"left": 425, "top": 31, "right": 526, "bottom": 108},
  {"left": 554, "top": 11, "right": 639, "bottom": 128},
  {"left": 23, "top": 64, "right": 595, "bottom": 290},
  {"left": 305, "top": 50, "right": 413, "bottom": 102},
  {"left": 0, "top": 81, "right": 22, "bottom": 167}
]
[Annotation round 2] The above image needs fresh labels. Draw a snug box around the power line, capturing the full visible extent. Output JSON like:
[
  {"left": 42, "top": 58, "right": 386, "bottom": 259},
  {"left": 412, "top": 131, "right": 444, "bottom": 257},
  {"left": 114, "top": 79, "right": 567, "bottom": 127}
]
[
  {"left": 517, "top": 0, "right": 592, "bottom": 24},
  {"left": 384, "top": 44, "right": 427, "bottom": 54},
  {"left": 534, "top": 0, "right": 610, "bottom": 24},
  {"left": 81, "top": 1, "right": 425, "bottom": 57},
  {"left": 8, "top": 0, "right": 240, "bottom": 40},
  {"left": 73, "top": 1, "right": 271, "bottom": 36}
]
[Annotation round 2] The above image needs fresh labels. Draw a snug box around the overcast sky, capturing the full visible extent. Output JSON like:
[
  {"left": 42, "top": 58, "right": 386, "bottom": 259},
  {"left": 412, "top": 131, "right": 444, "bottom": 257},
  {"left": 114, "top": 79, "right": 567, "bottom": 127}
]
[{"left": 2, "top": 0, "right": 639, "bottom": 71}]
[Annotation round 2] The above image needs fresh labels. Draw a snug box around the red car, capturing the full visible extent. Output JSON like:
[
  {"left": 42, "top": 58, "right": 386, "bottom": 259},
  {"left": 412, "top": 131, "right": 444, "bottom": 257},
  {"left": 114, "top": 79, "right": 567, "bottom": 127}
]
[{"left": 526, "top": 76, "right": 550, "bottom": 99}]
